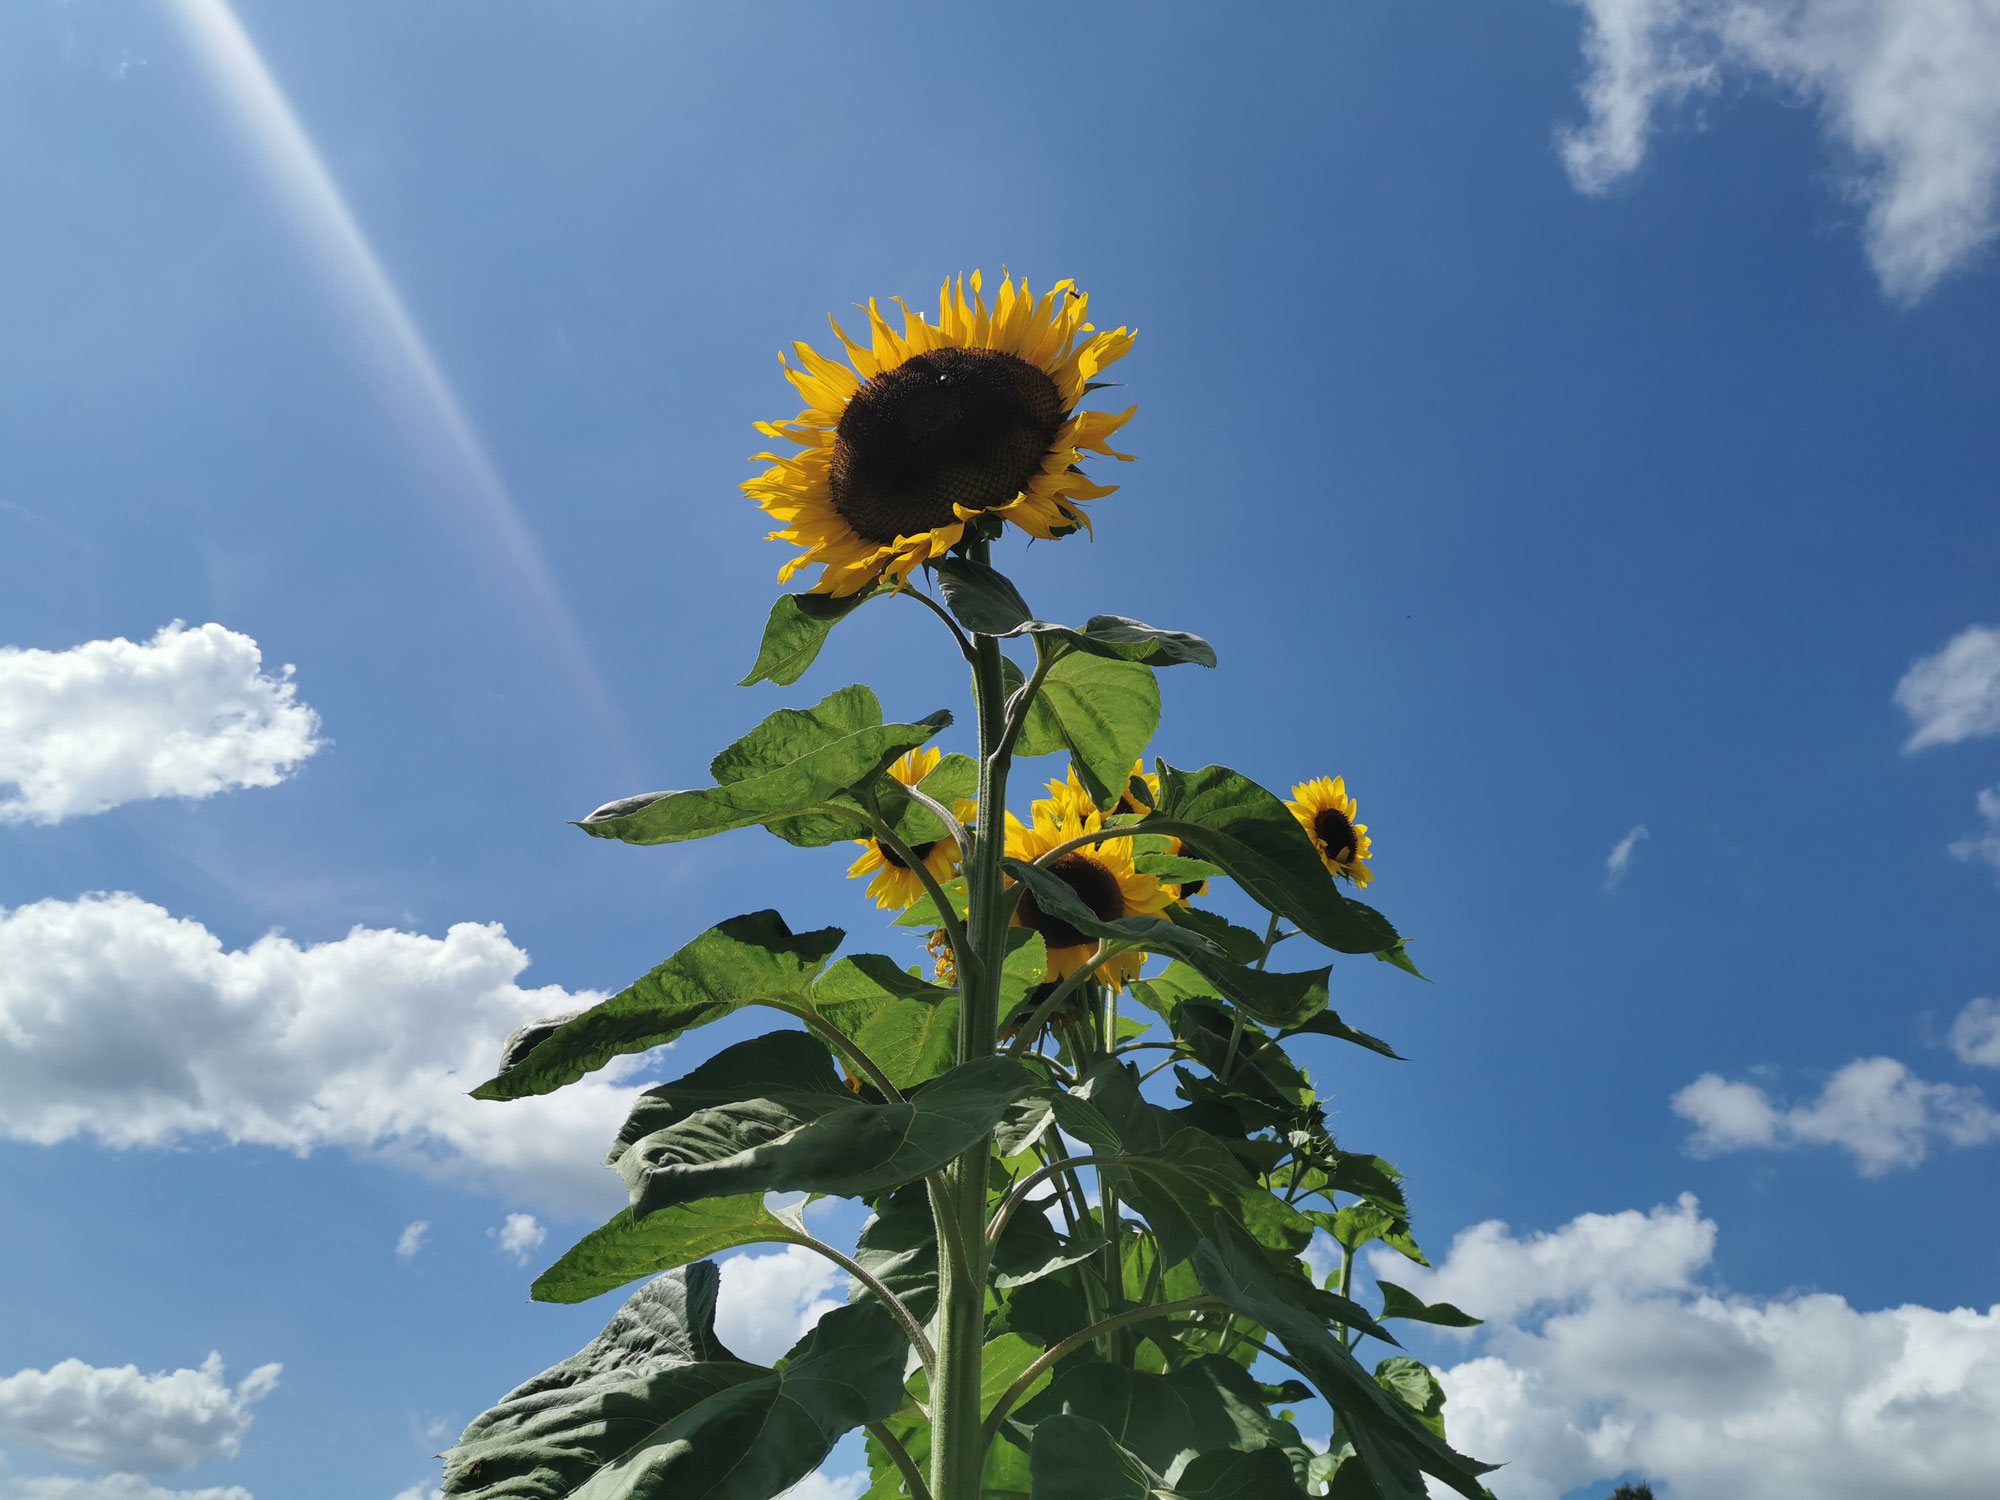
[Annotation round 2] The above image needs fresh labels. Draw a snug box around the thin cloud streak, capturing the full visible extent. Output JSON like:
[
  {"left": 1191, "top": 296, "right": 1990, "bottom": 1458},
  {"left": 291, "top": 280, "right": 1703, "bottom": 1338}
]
[
  {"left": 163, "top": 0, "right": 636, "bottom": 773},
  {"left": 1605, "top": 823, "right": 1649, "bottom": 889}
]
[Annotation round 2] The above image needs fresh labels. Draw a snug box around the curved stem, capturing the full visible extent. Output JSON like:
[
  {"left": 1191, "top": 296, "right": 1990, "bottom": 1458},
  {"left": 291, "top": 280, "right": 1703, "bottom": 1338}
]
[
  {"left": 769, "top": 1003, "right": 905, "bottom": 1104},
  {"left": 868, "top": 1422, "right": 935, "bottom": 1500},
  {"left": 993, "top": 643, "right": 1063, "bottom": 764},
  {"left": 986, "top": 1155, "right": 1130, "bottom": 1246},
  {"left": 978, "top": 1299, "right": 1222, "bottom": 1451},
  {"left": 1221, "top": 911, "right": 1283, "bottom": 1081},
  {"left": 787, "top": 1230, "right": 937, "bottom": 1378},
  {"left": 901, "top": 781, "right": 971, "bottom": 862},
  {"left": 1003, "top": 944, "right": 1132, "bottom": 1057},
  {"left": 904, "top": 581, "right": 975, "bottom": 663},
  {"left": 863, "top": 789, "right": 969, "bottom": 967}
]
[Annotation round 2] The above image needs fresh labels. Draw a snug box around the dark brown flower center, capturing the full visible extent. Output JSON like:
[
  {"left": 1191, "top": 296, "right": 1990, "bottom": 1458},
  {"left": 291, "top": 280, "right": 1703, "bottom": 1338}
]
[
  {"left": 1312, "top": 807, "right": 1357, "bottom": 865},
  {"left": 877, "top": 838, "right": 937, "bottom": 871},
  {"left": 1019, "top": 852, "right": 1125, "bottom": 951},
  {"left": 829, "top": 346, "right": 1065, "bottom": 544}
]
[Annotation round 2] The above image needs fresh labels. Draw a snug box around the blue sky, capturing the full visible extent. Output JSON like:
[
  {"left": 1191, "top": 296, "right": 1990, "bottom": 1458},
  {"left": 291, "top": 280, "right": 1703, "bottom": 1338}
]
[{"left": 3, "top": 2, "right": 1999, "bottom": 1498}]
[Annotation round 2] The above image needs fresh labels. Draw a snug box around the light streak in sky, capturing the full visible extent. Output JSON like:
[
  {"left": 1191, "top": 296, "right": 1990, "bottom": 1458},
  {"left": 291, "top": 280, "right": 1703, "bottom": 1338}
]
[{"left": 163, "top": 0, "right": 637, "bottom": 771}]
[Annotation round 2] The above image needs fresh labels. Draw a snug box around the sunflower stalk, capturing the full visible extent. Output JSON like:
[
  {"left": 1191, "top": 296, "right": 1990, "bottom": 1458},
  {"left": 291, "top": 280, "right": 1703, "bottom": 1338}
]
[{"left": 448, "top": 271, "right": 1492, "bottom": 1500}]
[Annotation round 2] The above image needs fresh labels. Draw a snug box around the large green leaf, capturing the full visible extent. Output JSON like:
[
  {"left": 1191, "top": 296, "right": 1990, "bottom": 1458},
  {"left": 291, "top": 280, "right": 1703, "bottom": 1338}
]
[
  {"left": 709, "top": 684, "right": 882, "bottom": 784},
  {"left": 577, "top": 692, "right": 948, "bottom": 846},
  {"left": 1374, "top": 1281, "right": 1482, "bottom": 1330},
  {"left": 1013, "top": 1357, "right": 1314, "bottom": 1488},
  {"left": 1177, "top": 1448, "right": 1312, "bottom": 1500},
  {"left": 531, "top": 1196, "right": 793, "bottom": 1305},
  {"left": 475, "top": 913, "right": 843, "bottom": 1102},
  {"left": 740, "top": 582, "right": 889, "bottom": 688},
  {"left": 1039, "top": 654, "right": 1160, "bottom": 807},
  {"left": 1145, "top": 764, "right": 1402, "bottom": 956},
  {"left": 931, "top": 558, "right": 1217, "bottom": 668},
  {"left": 442, "top": 1264, "right": 906, "bottom": 1499},
  {"left": 1281, "top": 1007, "right": 1406, "bottom": 1061},
  {"left": 811, "top": 954, "right": 957, "bottom": 1092},
  {"left": 850, "top": 1184, "right": 940, "bottom": 1327},
  {"left": 1027, "top": 1414, "right": 1162, "bottom": 1499},
  {"left": 1373, "top": 1357, "right": 1449, "bottom": 1439},
  {"left": 616, "top": 1033, "right": 1035, "bottom": 1217},
  {"left": 1193, "top": 1222, "right": 1494, "bottom": 1500},
  {"left": 1003, "top": 858, "right": 1330, "bottom": 1028}
]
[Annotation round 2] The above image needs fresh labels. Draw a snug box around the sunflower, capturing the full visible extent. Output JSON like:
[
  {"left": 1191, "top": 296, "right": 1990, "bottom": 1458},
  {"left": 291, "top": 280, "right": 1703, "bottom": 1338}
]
[
  {"left": 746, "top": 272, "right": 1137, "bottom": 597},
  {"left": 1035, "top": 764, "right": 1206, "bottom": 902},
  {"left": 845, "top": 748, "right": 961, "bottom": 910},
  {"left": 1003, "top": 802, "right": 1173, "bottom": 990},
  {"left": 1287, "top": 775, "right": 1373, "bottom": 887}
]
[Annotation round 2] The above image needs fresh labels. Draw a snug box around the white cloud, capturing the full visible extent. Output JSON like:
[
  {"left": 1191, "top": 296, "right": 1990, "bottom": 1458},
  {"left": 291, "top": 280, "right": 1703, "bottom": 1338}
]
[
  {"left": 1897, "top": 626, "right": 2000, "bottom": 751},
  {"left": 0, "top": 623, "right": 321, "bottom": 825},
  {"left": 1560, "top": 0, "right": 2000, "bottom": 303},
  {"left": 1382, "top": 1196, "right": 2000, "bottom": 1500},
  {"left": 1951, "top": 997, "right": 2000, "bottom": 1067},
  {"left": 0, "top": 892, "right": 643, "bottom": 1213},
  {"left": 1605, "top": 824, "right": 1649, "bottom": 889},
  {"left": 715, "top": 1246, "right": 846, "bottom": 1366},
  {"left": 1674, "top": 1056, "right": 2000, "bottom": 1174},
  {"left": 776, "top": 1472, "right": 868, "bottom": 1500},
  {"left": 491, "top": 1213, "right": 546, "bottom": 1265},
  {"left": 394, "top": 1221, "right": 429, "bottom": 1260},
  {"left": 1949, "top": 786, "right": 2000, "bottom": 876},
  {"left": 389, "top": 1487, "right": 441, "bottom": 1500},
  {"left": 0, "top": 1353, "right": 278, "bottom": 1475},
  {"left": 2, "top": 1478, "right": 254, "bottom": 1500}
]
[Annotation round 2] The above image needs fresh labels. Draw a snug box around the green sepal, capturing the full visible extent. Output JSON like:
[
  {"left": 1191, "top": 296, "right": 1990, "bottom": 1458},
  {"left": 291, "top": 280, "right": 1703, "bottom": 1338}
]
[
  {"left": 1193, "top": 1221, "right": 1496, "bottom": 1500},
  {"left": 474, "top": 911, "right": 843, "bottom": 1101},
  {"left": 1145, "top": 764, "right": 1403, "bottom": 957},
  {"left": 740, "top": 581, "right": 890, "bottom": 687}
]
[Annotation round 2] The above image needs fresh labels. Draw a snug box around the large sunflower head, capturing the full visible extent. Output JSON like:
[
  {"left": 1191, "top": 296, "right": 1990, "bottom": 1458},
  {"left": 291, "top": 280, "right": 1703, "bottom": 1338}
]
[
  {"left": 844, "top": 747, "right": 959, "bottom": 910},
  {"left": 1035, "top": 761, "right": 1158, "bottom": 824},
  {"left": 1287, "top": 775, "right": 1373, "bottom": 888},
  {"left": 1003, "top": 803, "right": 1172, "bottom": 991},
  {"left": 746, "top": 272, "right": 1137, "bottom": 597}
]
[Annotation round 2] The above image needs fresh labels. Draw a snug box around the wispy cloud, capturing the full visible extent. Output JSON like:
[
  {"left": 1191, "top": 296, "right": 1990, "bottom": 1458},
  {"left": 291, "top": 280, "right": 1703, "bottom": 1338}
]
[
  {"left": 0, "top": 624, "right": 319, "bottom": 826},
  {"left": 1605, "top": 824, "right": 1649, "bottom": 889},
  {"left": 1897, "top": 626, "right": 2000, "bottom": 752},
  {"left": 1948, "top": 786, "right": 2000, "bottom": 877},
  {"left": 1673, "top": 1057, "right": 2000, "bottom": 1175},
  {"left": 1951, "top": 997, "right": 2000, "bottom": 1069},
  {"left": 394, "top": 1221, "right": 429, "bottom": 1261},
  {"left": 1560, "top": 0, "right": 2000, "bottom": 303}
]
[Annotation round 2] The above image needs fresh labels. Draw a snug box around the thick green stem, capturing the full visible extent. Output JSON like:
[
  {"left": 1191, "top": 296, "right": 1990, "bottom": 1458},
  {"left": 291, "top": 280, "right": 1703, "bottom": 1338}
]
[{"left": 928, "top": 536, "right": 1014, "bottom": 1500}]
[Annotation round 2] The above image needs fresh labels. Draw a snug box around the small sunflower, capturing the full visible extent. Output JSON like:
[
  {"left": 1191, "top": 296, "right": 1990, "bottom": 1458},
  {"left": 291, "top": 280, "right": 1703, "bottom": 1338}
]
[
  {"left": 845, "top": 748, "right": 961, "bottom": 910},
  {"left": 746, "top": 272, "right": 1137, "bottom": 597},
  {"left": 1287, "top": 775, "right": 1373, "bottom": 887},
  {"left": 1003, "top": 803, "right": 1173, "bottom": 990},
  {"left": 1035, "top": 761, "right": 1156, "bottom": 824},
  {"left": 925, "top": 928, "right": 956, "bottom": 987}
]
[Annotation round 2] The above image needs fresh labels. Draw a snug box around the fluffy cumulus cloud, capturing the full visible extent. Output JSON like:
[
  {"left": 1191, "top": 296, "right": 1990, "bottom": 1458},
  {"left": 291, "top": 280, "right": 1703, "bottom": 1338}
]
[
  {"left": 1897, "top": 625, "right": 2000, "bottom": 752},
  {"left": 774, "top": 1472, "right": 868, "bottom": 1500},
  {"left": 0, "top": 1353, "right": 277, "bottom": 1475},
  {"left": 1382, "top": 1196, "right": 2000, "bottom": 1500},
  {"left": 0, "top": 893, "right": 644, "bottom": 1213},
  {"left": 491, "top": 1214, "right": 546, "bottom": 1265},
  {"left": 1951, "top": 997, "right": 2000, "bottom": 1067},
  {"left": 715, "top": 1246, "right": 847, "bottom": 1366},
  {"left": 0, "top": 623, "right": 321, "bottom": 825},
  {"left": 1560, "top": 0, "right": 2000, "bottom": 302},
  {"left": 2, "top": 1478, "right": 254, "bottom": 1500},
  {"left": 1673, "top": 1057, "right": 2000, "bottom": 1174}
]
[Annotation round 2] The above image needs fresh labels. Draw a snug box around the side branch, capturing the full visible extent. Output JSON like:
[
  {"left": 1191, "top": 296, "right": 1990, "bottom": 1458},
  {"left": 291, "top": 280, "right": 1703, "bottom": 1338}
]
[
  {"left": 867, "top": 1421, "right": 936, "bottom": 1500},
  {"left": 985, "top": 1154, "right": 1131, "bottom": 1245},
  {"left": 784, "top": 1229, "right": 938, "bottom": 1379}
]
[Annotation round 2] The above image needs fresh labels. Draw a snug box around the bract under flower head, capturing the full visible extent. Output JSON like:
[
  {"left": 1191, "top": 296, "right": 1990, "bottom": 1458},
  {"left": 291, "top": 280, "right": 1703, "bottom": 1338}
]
[{"left": 746, "top": 272, "right": 1137, "bottom": 597}]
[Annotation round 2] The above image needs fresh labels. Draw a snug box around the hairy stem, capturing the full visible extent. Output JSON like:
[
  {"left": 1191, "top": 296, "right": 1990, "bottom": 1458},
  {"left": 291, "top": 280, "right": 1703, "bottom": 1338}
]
[{"left": 867, "top": 1422, "right": 936, "bottom": 1500}]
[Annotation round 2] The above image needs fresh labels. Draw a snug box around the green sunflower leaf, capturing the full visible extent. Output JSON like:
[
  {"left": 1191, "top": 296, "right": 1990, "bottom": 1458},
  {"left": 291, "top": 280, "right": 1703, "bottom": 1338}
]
[
  {"left": 1374, "top": 1357, "right": 1450, "bottom": 1440},
  {"left": 442, "top": 1265, "right": 907, "bottom": 1499},
  {"left": 1177, "top": 1447, "right": 1314, "bottom": 1500},
  {"left": 863, "top": 1334, "right": 1047, "bottom": 1500},
  {"left": 1280, "top": 1008, "right": 1407, "bottom": 1061},
  {"left": 740, "top": 581, "right": 890, "bottom": 688},
  {"left": 849, "top": 1183, "right": 940, "bottom": 1326},
  {"left": 1011, "top": 1358, "right": 1315, "bottom": 1492},
  {"left": 472, "top": 911, "right": 843, "bottom": 1101},
  {"left": 811, "top": 953, "right": 957, "bottom": 1092},
  {"left": 932, "top": 560, "right": 1217, "bottom": 668},
  {"left": 1145, "top": 764, "right": 1402, "bottom": 957},
  {"left": 615, "top": 1032, "right": 1035, "bottom": 1217},
  {"left": 1374, "top": 1280, "right": 1483, "bottom": 1330},
  {"left": 530, "top": 1196, "right": 793, "bottom": 1305},
  {"left": 1193, "top": 1221, "right": 1496, "bottom": 1500},
  {"left": 578, "top": 690, "right": 950, "bottom": 846},
  {"left": 994, "top": 649, "right": 1159, "bottom": 807},
  {"left": 1002, "top": 858, "right": 1330, "bottom": 1029},
  {"left": 931, "top": 555, "right": 1035, "bottom": 633},
  {"left": 1026, "top": 1414, "right": 1164, "bottom": 1500}
]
